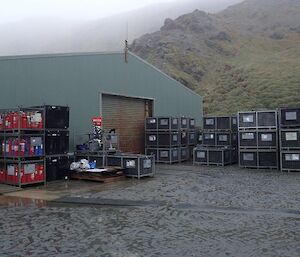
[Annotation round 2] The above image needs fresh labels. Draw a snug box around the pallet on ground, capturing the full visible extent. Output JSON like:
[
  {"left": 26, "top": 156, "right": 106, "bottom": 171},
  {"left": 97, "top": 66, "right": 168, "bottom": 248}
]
[{"left": 70, "top": 168, "right": 125, "bottom": 183}]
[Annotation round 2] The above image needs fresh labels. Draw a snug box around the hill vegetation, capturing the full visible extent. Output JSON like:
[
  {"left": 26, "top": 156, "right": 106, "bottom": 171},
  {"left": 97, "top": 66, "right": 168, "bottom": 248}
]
[{"left": 130, "top": 0, "right": 300, "bottom": 115}]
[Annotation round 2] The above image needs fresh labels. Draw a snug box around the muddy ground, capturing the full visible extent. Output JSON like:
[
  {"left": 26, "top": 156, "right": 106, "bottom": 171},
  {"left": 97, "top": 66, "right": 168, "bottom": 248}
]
[{"left": 0, "top": 164, "right": 300, "bottom": 257}]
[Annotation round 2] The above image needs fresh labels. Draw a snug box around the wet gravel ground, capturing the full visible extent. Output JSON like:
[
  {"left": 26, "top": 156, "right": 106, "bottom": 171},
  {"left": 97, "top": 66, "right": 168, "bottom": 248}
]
[{"left": 1, "top": 164, "right": 300, "bottom": 257}]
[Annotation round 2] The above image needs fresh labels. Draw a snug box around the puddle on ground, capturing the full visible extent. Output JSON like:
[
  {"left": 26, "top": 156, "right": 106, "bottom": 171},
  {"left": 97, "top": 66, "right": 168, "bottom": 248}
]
[{"left": 0, "top": 195, "right": 46, "bottom": 208}]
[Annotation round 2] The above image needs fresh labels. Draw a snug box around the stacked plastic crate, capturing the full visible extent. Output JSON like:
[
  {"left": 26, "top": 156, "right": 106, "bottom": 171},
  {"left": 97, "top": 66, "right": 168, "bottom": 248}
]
[
  {"left": 0, "top": 107, "right": 45, "bottom": 186},
  {"left": 42, "top": 105, "right": 71, "bottom": 182},
  {"left": 279, "top": 107, "right": 300, "bottom": 172},
  {"left": 145, "top": 117, "right": 196, "bottom": 164},
  {"left": 238, "top": 110, "right": 279, "bottom": 170},
  {"left": 194, "top": 116, "right": 238, "bottom": 166}
]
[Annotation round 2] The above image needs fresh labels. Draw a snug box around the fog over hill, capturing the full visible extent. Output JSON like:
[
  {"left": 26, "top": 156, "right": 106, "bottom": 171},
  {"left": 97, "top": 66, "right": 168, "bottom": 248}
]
[{"left": 0, "top": 0, "right": 242, "bottom": 56}]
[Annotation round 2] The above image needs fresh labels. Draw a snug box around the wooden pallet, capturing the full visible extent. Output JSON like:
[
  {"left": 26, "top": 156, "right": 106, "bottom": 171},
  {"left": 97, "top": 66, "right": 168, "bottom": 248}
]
[{"left": 70, "top": 167, "right": 125, "bottom": 183}]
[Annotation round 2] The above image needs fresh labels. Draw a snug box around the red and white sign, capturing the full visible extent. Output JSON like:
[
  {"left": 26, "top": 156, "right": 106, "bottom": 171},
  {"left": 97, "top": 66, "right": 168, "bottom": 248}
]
[{"left": 92, "top": 116, "right": 102, "bottom": 126}]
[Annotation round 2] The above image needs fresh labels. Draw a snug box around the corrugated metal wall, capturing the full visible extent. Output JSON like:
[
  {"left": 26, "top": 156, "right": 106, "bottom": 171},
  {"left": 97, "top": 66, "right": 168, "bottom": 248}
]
[
  {"left": 0, "top": 52, "right": 203, "bottom": 148},
  {"left": 102, "top": 94, "right": 147, "bottom": 153}
]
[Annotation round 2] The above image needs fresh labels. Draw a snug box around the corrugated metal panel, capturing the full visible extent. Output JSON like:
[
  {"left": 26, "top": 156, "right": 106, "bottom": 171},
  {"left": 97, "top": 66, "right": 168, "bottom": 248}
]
[
  {"left": 102, "top": 94, "right": 146, "bottom": 153},
  {"left": 0, "top": 52, "right": 203, "bottom": 148}
]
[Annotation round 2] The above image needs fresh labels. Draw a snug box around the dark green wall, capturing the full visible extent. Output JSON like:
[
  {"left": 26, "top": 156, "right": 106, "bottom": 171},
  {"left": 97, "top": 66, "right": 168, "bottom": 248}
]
[{"left": 0, "top": 52, "right": 202, "bottom": 146}]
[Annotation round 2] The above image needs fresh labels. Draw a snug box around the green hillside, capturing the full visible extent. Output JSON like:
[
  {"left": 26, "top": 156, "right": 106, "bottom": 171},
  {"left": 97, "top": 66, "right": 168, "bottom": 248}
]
[{"left": 131, "top": 0, "right": 300, "bottom": 115}]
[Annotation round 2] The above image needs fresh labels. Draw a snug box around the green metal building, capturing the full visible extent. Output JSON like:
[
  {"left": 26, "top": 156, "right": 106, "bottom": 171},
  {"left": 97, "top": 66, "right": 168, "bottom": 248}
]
[{"left": 0, "top": 51, "right": 202, "bottom": 153}]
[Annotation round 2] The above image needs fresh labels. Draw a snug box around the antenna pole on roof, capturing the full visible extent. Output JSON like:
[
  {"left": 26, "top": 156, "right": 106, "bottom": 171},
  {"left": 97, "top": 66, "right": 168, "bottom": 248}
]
[
  {"left": 125, "top": 40, "right": 128, "bottom": 63},
  {"left": 124, "top": 22, "right": 129, "bottom": 63}
]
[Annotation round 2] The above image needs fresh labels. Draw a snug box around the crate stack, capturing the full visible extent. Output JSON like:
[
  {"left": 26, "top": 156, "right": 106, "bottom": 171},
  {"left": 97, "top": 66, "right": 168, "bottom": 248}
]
[
  {"left": 194, "top": 116, "right": 238, "bottom": 166},
  {"left": 238, "top": 110, "right": 279, "bottom": 170},
  {"left": 0, "top": 107, "right": 46, "bottom": 186},
  {"left": 279, "top": 107, "right": 300, "bottom": 172},
  {"left": 42, "top": 105, "right": 71, "bottom": 182},
  {"left": 145, "top": 116, "right": 196, "bottom": 164}
]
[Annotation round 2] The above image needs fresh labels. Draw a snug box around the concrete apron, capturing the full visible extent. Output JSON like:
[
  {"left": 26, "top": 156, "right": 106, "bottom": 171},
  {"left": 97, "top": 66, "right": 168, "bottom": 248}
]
[{"left": 0, "top": 177, "right": 145, "bottom": 207}]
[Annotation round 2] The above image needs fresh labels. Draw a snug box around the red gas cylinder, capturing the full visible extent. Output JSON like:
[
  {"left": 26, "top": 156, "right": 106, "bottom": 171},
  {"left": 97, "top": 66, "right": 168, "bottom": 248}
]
[
  {"left": 38, "top": 164, "right": 45, "bottom": 181},
  {"left": 0, "top": 114, "right": 4, "bottom": 130},
  {"left": 20, "top": 139, "right": 26, "bottom": 157},
  {"left": 12, "top": 112, "right": 19, "bottom": 129},
  {"left": 21, "top": 112, "right": 28, "bottom": 129},
  {"left": 5, "top": 113, "right": 12, "bottom": 129}
]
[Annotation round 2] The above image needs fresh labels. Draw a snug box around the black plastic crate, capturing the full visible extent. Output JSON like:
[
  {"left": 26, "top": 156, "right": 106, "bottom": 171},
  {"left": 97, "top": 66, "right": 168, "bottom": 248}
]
[
  {"left": 238, "top": 112, "right": 256, "bottom": 129},
  {"left": 280, "top": 108, "right": 300, "bottom": 127},
  {"left": 44, "top": 105, "right": 69, "bottom": 129},
  {"left": 45, "top": 130, "right": 69, "bottom": 155},
  {"left": 189, "top": 146, "right": 195, "bottom": 160},
  {"left": 239, "top": 151, "right": 258, "bottom": 167},
  {"left": 145, "top": 148, "right": 158, "bottom": 161},
  {"left": 180, "top": 147, "right": 189, "bottom": 162},
  {"left": 188, "top": 118, "right": 196, "bottom": 130},
  {"left": 197, "top": 132, "right": 203, "bottom": 145},
  {"left": 280, "top": 129, "right": 300, "bottom": 149},
  {"left": 157, "top": 148, "right": 179, "bottom": 164},
  {"left": 258, "top": 151, "right": 278, "bottom": 168},
  {"left": 145, "top": 132, "right": 158, "bottom": 147},
  {"left": 239, "top": 150, "right": 278, "bottom": 169},
  {"left": 217, "top": 132, "right": 237, "bottom": 147},
  {"left": 157, "top": 117, "right": 179, "bottom": 130},
  {"left": 158, "top": 131, "right": 180, "bottom": 147},
  {"left": 194, "top": 147, "right": 235, "bottom": 166},
  {"left": 202, "top": 132, "right": 216, "bottom": 146},
  {"left": 216, "top": 116, "right": 237, "bottom": 131},
  {"left": 281, "top": 151, "right": 300, "bottom": 171},
  {"left": 194, "top": 148, "right": 208, "bottom": 163},
  {"left": 181, "top": 130, "right": 188, "bottom": 146},
  {"left": 122, "top": 155, "right": 155, "bottom": 178},
  {"left": 231, "top": 116, "right": 238, "bottom": 131},
  {"left": 145, "top": 117, "right": 157, "bottom": 130},
  {"left": 239, "top": 131, "right": 257, "bottom": 148},
  {"left": 209, "top": 148, "right": 231, "bottom": 165},
  {"left": 106, "top": 155, "right": 122, "bottom": 167},
  {"left": 46, "top": 155, "right": 71, "bottom": 181},
  {"left": 203, "top": 117, "right": 216, "bottom": 130},
  {"left": 258, "top": 131, "right": 277, "bottom": 148},
  {"left": 257, "top": 111, "right": 277, "bottom": 128},
  {"left": 188, "top": 131, "right": 196, "bottom": 145}
]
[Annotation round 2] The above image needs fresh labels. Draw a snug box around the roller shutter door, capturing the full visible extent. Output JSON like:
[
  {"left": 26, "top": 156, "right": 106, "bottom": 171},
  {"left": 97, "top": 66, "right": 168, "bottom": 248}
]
[{"left": 102, "top": 94, "right": 152, "bottom": 153}]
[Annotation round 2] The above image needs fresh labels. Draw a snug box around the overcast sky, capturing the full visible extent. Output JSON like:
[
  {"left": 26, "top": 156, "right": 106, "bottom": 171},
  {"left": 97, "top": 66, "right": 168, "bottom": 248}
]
[{"left": 0, "top": 0, "right": 178, "bottom": 23}]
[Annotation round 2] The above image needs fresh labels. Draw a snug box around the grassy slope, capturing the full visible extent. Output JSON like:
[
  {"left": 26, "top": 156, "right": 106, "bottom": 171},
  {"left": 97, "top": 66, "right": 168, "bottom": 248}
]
[{"left": 158, "top": 34, "right": 300, "bottom": 115}]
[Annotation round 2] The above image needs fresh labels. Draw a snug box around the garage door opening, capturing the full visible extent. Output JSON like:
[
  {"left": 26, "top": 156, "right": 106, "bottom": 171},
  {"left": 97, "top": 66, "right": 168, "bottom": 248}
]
[{"left": 101, "top": 93, "right": 153, "bottom": 153}]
